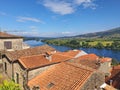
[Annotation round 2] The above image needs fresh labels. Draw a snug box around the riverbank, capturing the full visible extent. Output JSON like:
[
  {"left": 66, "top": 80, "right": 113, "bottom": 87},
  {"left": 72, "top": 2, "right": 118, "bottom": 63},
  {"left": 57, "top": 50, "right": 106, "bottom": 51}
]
[
  {"left": 42, "top": 38, "right": 120, "bottom": 50},
  {"left": 24, "top": 40, "right": 120, "bottom": 62}
]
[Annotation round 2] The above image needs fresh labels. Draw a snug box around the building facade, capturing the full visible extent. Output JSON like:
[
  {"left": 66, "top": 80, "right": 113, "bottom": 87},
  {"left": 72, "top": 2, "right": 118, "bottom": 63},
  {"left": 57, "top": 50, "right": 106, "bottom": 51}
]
[{"left": 0, "top": 32, "right": 24, "bottom": 51}]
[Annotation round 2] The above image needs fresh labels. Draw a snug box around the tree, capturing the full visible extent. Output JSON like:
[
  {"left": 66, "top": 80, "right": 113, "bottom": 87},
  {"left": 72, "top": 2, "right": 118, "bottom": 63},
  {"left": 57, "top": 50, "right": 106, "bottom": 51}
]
[
  {"left": 105, "top": 43, "right": 111, "bottom": 49},
  {"left": 0, "top": 80, "right": 21, "bottom": 90},
  {"left": 95, "top": 42, "right": 104, "bottom": 49},
  {"left": 111, "top": 41, "right": 120, "bottom": 50},
  {"left": 69, "top": 40, "right": 79, "bottom": 45},
  {"left": 111, "top": 59, "right": 119, "bottom": 66},
  {"left": 81, "top": 42, "right": 90, "bottom": 48}
]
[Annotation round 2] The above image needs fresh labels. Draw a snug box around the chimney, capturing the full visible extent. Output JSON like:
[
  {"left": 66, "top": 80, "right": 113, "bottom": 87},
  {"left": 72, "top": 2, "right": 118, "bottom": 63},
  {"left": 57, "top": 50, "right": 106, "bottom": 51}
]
[
  {"left": 45, "top": 52, "right": 52, "bottom": 61},
  {"left": 96, "top": 58, "right": 101, "bottom": 66}
]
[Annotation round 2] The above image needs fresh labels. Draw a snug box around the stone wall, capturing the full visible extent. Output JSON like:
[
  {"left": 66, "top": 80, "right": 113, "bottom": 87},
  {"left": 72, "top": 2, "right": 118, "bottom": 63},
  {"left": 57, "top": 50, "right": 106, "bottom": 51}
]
[
  {"left": 99, "top": 61, "right": 112, "bottom": 76},
  {"left": 28, "top": 65, "right": 54, "bottom": 80},
  {"left": 13, "top": 63, "right": 55, "bottom": 90},
  {"left": 2, "top": 57, "right": 13, "bottom": 78},
  {"left": 80, "top": 71, "right": 105, "bottom": 90},
  {"left": 14, "top": 62, "right": 25, "bottom": 90},
  {"left": 0, "top": 62, "right": 3, "bottom": 73},
  {"left": 0, "top": 38, "right": 23, "bottom": 51}
]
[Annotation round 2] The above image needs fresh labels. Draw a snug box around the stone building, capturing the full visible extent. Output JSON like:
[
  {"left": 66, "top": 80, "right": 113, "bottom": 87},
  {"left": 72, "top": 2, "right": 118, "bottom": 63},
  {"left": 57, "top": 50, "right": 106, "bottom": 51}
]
[
  {"left": 74, "top": 54, "right": 112, "bottom": 76},
  {"left": 2, "top": 46, "right": 113, "bottom": 90},
  {"left": 2, "top": 45, "right": 56, "bottom": 89},
  {"left": 2, "top": 48, "right": 86, "bottom": 90},
  {"left": 0, "top": 32, "right": 24, "bottom": 51},
  {"left": 28, "top": 62, "right": 105, "bottom": 90},
  {"left": 16, "top": 52, "right": 72, "bottom": 89}
]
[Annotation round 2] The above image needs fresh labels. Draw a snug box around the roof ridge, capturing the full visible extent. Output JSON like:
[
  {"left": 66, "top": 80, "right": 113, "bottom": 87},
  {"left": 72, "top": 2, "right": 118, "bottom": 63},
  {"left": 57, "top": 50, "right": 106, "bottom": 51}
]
[
  {"left": 19, "top": 54, "right": 44, "bottom": 59},
  {"left": 0, "top": 32, "right": 23, "bottom": 38},
  {"left": 55, "top": 53, "right": 73, "bottom": 58}
]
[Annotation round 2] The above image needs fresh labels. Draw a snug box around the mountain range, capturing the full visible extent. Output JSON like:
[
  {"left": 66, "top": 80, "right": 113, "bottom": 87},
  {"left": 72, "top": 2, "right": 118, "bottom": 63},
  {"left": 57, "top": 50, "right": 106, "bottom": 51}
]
[{"left": 73, "top": 27, "right": 120, "bottom": 39}]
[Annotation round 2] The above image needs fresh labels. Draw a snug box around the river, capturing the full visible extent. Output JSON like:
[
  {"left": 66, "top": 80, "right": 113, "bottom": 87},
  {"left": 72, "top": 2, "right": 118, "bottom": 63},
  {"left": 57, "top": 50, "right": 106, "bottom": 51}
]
[{"left": 24, "top": 40, "right": 120, "bottom": 62}]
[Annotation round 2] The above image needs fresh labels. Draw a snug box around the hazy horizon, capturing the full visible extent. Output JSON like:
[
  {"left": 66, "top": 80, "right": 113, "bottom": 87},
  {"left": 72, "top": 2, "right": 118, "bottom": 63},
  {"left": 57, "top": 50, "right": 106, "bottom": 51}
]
[{"left": 0, "top": 0, "right": 120, "bottom": 37}]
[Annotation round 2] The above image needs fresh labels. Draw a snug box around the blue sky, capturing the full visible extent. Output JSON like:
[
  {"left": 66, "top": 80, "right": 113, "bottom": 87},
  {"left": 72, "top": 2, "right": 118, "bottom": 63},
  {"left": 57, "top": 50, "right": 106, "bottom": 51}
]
[{"left": 0, "top": 0, "right": 120, "bottom": 37}]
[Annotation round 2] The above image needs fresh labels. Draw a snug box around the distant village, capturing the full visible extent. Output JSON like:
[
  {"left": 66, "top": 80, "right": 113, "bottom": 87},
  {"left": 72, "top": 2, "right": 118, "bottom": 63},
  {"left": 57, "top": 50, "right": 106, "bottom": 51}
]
[{"left": 0, "top": 32, "right": 120, "bottom": 90}]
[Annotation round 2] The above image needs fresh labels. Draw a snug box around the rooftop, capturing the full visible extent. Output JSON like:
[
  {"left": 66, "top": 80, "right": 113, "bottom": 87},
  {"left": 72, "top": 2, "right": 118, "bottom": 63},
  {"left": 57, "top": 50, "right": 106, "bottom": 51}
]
[
  {"left": 100, "top": 57, "right": 112, "bottom": 63},
  {"left": 19, "top": 52, "right": 72, "bottom": 69},
  {"left": 74, "top": 54, "right": 112, "bottom": 69},
  {"left": 28, "top": 62, "right": 94, "bottom": 90},
  {"left": 57, "top": 50, "right": 81, "bottom": 58},
  {"left": 0, "top": 32, "right": 23, "bottom": 39},
  {"left": 74, "top": 54, "right": 100, "bottom": 69},
  {"left": 5, "top": 45, "right": 55, "bottom": 61},
  {"left": 78, "top": 53, "right": 99, "bottom": 61}
]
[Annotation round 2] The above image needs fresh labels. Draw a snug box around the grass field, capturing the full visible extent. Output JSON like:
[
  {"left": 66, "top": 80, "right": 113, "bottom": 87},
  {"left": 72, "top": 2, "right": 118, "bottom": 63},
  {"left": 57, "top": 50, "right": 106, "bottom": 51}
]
[{"left": 89, "top": 41, "right": 113, "bottom": 46}]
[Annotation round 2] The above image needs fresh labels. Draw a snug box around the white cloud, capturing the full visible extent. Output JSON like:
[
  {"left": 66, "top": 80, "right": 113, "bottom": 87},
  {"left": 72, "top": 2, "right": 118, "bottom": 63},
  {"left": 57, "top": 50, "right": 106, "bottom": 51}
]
[
  {"left": 0, "top": 11, "right": 7, "bottom": 16},
  {"left": 16, "top": 16, "right": 42, "bottom": 23},
  {"left": 43, "top": 0, "right": 74, "bottom": 15},
  {"left": 74, "top": 0, "right": 91, "bottom": 5},
  {"left": 29, "top": 26, "right": 38, "bottom": 30},
  {"left": 37, "top": 31, "right": 79, "bottom": 37},
  {"left": 38, "top": 0, "right": 97, "bottom": 15},
  {"left": 74, "top": 0, "right": 97, "bottom": 9},
  {"left": 83, "top": 2, "right": 97, "bottom": 9},
  {"left": 10, "top": 31, "right": 39, "bottom": 37}
]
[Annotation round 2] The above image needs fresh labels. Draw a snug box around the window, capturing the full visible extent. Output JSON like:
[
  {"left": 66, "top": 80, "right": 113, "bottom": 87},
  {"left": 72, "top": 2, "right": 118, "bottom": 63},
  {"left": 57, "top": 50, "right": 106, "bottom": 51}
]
[
  {"left": 46, "top": 82, "right": 54, "bottom": 89},
  {"left": 33, "top": 85, "right": 40, "bottom": 90},
  {"left": 4, "top": 41, "right": 12, "bottom": 49},
  {"left": 16, "top": 73, "right": 19, "bottom": 84}
]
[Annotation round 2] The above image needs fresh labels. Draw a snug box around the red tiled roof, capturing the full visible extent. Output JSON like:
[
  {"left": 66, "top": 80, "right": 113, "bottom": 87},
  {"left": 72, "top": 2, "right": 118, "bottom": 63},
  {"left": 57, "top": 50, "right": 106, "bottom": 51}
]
[
  {"left": 100, "top": 58, "right": 112, "bottom": 63},
  {"left": 57, "top": 50, "right": 81, "bottom": 58},
  {"left": 74, "top": 54, "right": 100, "bottom": 69},
  {"left": 5, "top": 45, "right": 56, "bottom": 61},
  {"left": 19, "top": 52, "right": 72, "bottom": 69},
  {"left": 28, "top": 62, "right": 94, "bottom": 90},
  {"left": 0, "top": 32, "right": 23, "bottom": 38},
  {"left": 77, "top": 53, "right": 99, "bottom": 61},
  {"left": 74, "top": 54, "right": 111, "bottom": 69},
  {"left": 112, "top": 65, "right": 120, "bottom": 69},
  {"left": 105, "top": 65, "right": 120, "bottom": 89}
]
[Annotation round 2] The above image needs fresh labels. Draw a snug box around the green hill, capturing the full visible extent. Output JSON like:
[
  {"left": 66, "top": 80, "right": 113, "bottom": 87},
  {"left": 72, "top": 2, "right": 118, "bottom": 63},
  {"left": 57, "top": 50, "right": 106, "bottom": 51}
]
[{"left": 74, "top": 27, "right": 120, "bottom": 39}]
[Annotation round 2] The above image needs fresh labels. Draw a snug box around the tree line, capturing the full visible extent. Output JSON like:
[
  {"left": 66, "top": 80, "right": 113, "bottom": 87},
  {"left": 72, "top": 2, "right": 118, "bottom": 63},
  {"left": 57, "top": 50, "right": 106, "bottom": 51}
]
[{"left": 42, "top": 39, "right": 120, "bottom": 50}]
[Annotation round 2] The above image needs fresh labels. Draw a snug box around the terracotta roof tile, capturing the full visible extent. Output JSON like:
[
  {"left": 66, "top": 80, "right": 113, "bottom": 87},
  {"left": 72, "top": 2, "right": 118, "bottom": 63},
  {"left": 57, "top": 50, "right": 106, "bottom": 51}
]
[
  {"left": 57, "top": 50, "right": 82, "bottom": 58},
  {"left": 74, "top": 54, "right": 100, "bottom": 69},
  {"left": 77, "top": 54, "right": 99, "bottom": 61},
  {"left": 0, "top": 32, "right": 23, "bottom": 38},
  {"left": 74, "top": 54, "right": 111, "bottom": 69},
  {"left": 112, "top": 65, "right": 120, "bottom": 69},
  {"left": 28, "top": 62, "right": 94, "bottom": 90},
  {"left": 19, "top": 52, "right": 72, "bottom": 69},
  {"left": 100, "top": 58, "right": 112, "bottom": 63},
  {"left": 105, "top": 65, "right": 120, "bottom": 89},
  {"left": 5, "top": 45, "right": 56, "bottom": 61}
]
